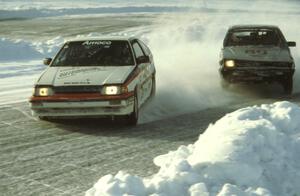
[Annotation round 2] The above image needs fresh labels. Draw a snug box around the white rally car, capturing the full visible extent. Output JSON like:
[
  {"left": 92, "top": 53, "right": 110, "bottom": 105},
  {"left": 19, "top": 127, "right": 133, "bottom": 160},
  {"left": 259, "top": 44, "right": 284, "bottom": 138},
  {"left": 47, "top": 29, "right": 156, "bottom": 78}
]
[
  {"left": 219, "top": 25, "right": 296, "bottom": 94},
  {"left": 29, "top": 36, "right": 156, "bottom": 125}
]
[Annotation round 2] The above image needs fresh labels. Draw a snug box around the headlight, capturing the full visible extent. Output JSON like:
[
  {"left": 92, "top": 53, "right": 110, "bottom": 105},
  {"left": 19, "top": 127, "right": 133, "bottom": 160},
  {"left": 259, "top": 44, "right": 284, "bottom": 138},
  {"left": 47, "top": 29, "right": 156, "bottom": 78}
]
[
  {"left": 34, "top": 87, "right": 54, "bottom": 97},
  {"left": 102, "top": 85, "right": 128, "bottom": 95},
  {"left": 224, "top": 60, "right": 235, "bottom": 68}
]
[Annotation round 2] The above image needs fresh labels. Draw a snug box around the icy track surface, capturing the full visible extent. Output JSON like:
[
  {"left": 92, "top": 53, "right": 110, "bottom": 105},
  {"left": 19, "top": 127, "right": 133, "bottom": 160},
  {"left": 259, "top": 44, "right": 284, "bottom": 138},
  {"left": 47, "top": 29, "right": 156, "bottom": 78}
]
[{"left": 86, "top": 101, "right": 300, "bottom": 196}]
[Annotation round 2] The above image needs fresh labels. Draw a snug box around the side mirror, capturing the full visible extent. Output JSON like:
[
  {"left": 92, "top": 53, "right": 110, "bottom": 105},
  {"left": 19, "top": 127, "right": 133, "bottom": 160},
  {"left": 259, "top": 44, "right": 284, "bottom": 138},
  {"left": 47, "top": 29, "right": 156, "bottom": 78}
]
[
  {"left": 287, "top": 41, "right": 296, "bottom": 47},
  {"left": 43, "top": 58, "right": 52, "bottom": 65},
  {"left": 136, "top": 56, "right": 150, "bottom": 64}
]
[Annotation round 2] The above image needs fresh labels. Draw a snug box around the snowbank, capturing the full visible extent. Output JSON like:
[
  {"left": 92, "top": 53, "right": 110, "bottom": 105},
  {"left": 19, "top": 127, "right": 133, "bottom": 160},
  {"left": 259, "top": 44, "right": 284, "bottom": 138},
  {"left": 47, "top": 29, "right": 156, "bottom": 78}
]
[
  {"left": 0, "top": 38, "right": 43, "bottom": 61},
  {"left": 0, "top": 37, "right": 64, "bottom": 61},
  {"left": 86, "top": 101, "right": 300, "bottom": 196}
]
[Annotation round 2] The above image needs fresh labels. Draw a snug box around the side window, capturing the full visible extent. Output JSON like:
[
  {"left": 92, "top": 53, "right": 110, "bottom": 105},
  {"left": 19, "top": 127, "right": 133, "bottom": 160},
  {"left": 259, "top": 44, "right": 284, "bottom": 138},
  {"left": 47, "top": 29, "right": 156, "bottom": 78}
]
[
  {"left": 138, "top": 40, "right": 151, "bottom": 56},
  {"left": 132, "top": 42, "right": 145, "bottom": 59}
]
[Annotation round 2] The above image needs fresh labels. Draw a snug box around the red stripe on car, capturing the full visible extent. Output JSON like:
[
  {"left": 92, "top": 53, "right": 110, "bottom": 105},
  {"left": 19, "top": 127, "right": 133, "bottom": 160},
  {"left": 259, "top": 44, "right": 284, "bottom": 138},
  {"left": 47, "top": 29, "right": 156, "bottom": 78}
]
[{"left": 30, "top": 92, "right": 134, "bottom": 102}]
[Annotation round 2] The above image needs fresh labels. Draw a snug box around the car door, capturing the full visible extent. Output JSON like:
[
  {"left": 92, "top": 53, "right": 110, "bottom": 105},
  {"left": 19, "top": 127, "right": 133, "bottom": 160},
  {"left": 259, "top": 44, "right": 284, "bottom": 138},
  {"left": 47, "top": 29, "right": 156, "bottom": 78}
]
[{"left": 131, "top": 40, "right": 152, "bottom": 106}]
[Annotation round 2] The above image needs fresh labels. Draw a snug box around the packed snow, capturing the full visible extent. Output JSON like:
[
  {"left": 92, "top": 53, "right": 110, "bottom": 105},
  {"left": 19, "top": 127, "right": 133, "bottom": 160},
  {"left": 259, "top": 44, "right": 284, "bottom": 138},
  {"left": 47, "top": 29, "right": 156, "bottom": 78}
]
[
  {"left": 0, "top": 37, "right": 65, "bottom": 106},
  {"left": 0, "top": 37, "right": 64, "bottom": 61},
  {"left": 86, "top": 101, "right": 300, "bottom": 196}
]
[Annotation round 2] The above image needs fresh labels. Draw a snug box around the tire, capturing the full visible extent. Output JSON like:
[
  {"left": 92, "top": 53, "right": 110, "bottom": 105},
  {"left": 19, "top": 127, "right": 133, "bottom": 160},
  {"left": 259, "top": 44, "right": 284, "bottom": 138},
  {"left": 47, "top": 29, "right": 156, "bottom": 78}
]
[
  {"left": 126, "top": 92, "right": 139, "bottom": 126},
  {"left": 150, "top": 75, "right": 156, "bottom": 97},
  {"left": 282, "top": 76, "right": 293, "bottom": 95}
]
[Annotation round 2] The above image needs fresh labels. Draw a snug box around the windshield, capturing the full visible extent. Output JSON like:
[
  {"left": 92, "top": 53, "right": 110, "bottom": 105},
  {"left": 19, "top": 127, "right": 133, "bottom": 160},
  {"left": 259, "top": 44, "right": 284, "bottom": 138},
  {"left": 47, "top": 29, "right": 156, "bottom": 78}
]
[
  {"left": 51, "top": 40, "right": 134, "bottom": 66},
  {"left": 225, "top": 29, "right": 281, "bottom": 47}
]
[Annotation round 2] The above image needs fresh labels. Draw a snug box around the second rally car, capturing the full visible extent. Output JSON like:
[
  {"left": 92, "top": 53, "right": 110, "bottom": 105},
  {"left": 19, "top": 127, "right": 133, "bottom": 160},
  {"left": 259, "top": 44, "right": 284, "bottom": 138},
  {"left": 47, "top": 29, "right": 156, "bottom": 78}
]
[
  {"left": 219, "top": 25, "right": 296, "bottom": 94},
  {"left": 29, "top": 36, "right": 156, "bottom": 125}
]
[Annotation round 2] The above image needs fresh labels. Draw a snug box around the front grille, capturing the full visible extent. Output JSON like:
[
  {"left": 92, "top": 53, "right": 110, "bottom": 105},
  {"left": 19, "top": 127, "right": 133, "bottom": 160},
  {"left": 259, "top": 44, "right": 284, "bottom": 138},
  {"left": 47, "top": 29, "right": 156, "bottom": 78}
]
[
  {"left": 235, "top": 60, "right": 290, "bottom": 67},
  {"left": 53, "top": 86, "right": 101, "bottom": 94}
]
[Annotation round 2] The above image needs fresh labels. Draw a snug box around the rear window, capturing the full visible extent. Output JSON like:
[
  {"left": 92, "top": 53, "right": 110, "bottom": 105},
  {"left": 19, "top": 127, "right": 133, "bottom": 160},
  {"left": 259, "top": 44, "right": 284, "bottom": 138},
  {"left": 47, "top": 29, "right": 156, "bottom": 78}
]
[
  {"left": 51, "top": 40, "right": 134, "bottom": 67},
  {"left": 225, "top": 29, "right": 281, "bottom": 47}
]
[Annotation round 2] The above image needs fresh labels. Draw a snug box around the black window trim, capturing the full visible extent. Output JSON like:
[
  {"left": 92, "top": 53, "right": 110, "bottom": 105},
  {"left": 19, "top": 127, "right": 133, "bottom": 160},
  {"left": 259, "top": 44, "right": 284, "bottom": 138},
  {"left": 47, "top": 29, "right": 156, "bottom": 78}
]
[
  {"left": 131, "top": 39, "right": 147, "bottom": 60},
  {"left": 137, "top": 39, "right": 151, "bottom": 56}
]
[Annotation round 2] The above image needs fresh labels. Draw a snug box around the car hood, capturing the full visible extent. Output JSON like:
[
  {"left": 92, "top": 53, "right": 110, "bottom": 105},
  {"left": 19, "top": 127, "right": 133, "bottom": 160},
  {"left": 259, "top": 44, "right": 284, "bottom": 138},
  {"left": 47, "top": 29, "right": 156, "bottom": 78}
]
[
  {"left": 222, "top": 46, "right": 293, "bottom": 62},
  {"left": 36, "top": 66, "right": 135, "bottom": 86}
]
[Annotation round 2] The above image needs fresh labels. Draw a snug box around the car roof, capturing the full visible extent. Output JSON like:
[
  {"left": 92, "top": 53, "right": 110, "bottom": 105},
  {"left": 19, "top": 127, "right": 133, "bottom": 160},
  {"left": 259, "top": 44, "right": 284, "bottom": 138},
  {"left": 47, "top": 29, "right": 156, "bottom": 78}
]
[
  {"left": 66, "top": 36, "right": 138, "bottom": 42},
  {"left": 229, "top": 25, "right": 280, "bottom": 31}
]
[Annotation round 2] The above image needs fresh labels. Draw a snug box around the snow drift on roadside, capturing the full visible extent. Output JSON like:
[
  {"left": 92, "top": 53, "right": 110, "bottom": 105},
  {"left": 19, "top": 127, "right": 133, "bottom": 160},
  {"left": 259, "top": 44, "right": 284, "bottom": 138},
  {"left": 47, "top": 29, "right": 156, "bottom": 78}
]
[
  {"left": 86, "top": 101, "right": 300, "bottom": 196},
  {"left": 0, "top": 38, "right": 42, "bottom": 61},
  {"left": 0, "top": 37, "right": 64, "bottom": 61}
]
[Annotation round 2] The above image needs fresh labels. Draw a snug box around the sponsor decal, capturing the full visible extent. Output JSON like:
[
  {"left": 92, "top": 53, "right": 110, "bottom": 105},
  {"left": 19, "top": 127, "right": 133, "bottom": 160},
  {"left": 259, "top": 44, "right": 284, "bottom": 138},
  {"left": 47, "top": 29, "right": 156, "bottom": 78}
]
[
  {"left": 82, "top": 40, "right": 112, "bottom": 46},
  {"left": 63, "top": 79, "right": 91, "bottom": 85},
  {"left": 58, "top": 67, "right": 104, "bottom": 79}
]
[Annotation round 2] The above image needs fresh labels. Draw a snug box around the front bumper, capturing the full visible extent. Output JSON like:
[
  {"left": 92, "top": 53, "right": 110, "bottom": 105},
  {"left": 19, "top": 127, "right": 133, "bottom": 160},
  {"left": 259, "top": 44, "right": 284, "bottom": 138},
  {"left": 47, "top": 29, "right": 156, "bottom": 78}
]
[
  {"left": 220, "top": 67, "right": 294, "bottom": 83},
  {"left": 29, "top": 93, "right": 134, "bottom": 117}
]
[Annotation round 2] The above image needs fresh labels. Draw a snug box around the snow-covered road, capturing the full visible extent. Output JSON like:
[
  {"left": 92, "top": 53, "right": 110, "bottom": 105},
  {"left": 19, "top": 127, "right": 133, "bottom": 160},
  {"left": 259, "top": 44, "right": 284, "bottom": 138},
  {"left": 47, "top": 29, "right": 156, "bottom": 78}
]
[
  {"left": 0, "top": 101, "right": 225, "bottom": 195},
  {"left": 1, "top": 98, "right": 299, "bottom": 196}
]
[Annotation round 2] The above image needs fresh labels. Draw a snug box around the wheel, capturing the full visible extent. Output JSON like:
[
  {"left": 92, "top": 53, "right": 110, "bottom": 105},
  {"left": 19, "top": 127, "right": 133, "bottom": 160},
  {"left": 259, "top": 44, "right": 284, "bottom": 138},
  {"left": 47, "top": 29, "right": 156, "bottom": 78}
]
[
  {"left": 126, "top": 92, "right": 139, "bottom": 126},
  {"left": 150, "top": 74, "right": 156, "bottom": 97},
  {"left": 282, "top": 77, "right": 293, "bottom": 95}
]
